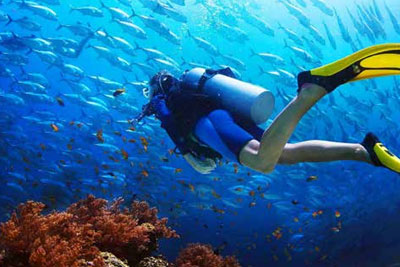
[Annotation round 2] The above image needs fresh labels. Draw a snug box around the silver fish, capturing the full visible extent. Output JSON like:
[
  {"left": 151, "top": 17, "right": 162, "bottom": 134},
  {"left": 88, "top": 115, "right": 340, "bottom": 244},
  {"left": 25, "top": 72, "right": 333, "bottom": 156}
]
[
  {"left": 100, "top": 1, "right": 132, "bottom": 21},
  {"left": 70, "top": 6, "right": 103, "bottom": 17},
  {"left": 5, "top": 16, "right": 42, "bottom": 32},
  {"left": 19, "top": 1, "right": 58, "bottom": 21},
  {"left": 113, "top": 19, "right": 147, "bottom": 40}
]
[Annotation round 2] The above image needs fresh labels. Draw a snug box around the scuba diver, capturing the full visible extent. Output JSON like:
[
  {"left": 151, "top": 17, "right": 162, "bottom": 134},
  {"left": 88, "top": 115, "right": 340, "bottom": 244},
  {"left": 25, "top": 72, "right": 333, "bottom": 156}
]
[{"left": 132, "top": 44, "right": 400, "bottom": 175}]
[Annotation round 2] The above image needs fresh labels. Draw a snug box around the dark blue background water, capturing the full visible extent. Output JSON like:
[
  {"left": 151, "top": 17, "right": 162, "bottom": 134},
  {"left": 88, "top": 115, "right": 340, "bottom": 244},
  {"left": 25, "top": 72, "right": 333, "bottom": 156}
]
[{"left": 1, "top": 0, "right": 400, "bottom": 266}]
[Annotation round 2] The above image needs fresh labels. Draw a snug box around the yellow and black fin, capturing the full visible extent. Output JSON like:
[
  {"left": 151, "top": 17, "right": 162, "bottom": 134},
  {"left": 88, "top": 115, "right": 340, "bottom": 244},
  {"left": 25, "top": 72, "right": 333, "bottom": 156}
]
[
  {"left": 298, "top": 43, "right": 400, "bottom": 93},
  {"left": 361, "top": 132, "right": 400, "bottom": 174}
]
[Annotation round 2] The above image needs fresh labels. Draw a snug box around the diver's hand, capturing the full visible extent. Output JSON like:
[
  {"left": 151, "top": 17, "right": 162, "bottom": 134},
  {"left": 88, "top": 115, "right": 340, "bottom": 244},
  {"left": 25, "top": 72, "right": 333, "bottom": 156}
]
[{"left": 183, "top": 153, "right": 217, "bottom": 174}]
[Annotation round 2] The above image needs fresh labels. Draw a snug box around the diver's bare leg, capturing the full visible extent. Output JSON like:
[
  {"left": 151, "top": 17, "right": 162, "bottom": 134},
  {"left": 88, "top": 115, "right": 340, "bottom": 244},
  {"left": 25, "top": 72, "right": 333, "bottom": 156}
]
[
  {"left": 239, "top": 83, "right": 369, "bottom": 173},
  {"left": 278, "top": 141, "right": 372, "bottom": 164}
]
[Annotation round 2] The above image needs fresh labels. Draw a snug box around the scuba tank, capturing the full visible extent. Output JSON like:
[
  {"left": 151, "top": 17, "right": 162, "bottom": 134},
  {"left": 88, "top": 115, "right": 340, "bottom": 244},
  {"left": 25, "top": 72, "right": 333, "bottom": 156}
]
[{"left": 181, "top": 68, "right": 275, "bottom": 124}]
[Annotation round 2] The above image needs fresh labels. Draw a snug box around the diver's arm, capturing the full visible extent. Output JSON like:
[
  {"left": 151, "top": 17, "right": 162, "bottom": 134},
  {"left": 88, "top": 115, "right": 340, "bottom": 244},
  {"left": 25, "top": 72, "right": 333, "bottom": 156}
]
[{"left": 151, "top": 95, "right": 191, "bottom": 155}]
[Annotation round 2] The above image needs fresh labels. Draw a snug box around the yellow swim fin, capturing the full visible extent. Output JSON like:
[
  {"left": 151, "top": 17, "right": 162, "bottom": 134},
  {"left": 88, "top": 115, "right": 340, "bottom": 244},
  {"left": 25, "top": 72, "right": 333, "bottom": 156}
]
[
  {"left": 361, "top": 133, "right": 400, "bottom": 174},
  {"left": 298, "top": 43, "right": 400, "bottom": 92}
]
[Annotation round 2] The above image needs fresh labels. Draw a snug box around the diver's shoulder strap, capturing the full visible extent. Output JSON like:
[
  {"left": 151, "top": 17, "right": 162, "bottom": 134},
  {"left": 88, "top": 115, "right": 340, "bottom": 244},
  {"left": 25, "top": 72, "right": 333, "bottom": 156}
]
[{"left": 197, "top": 67, "right": 237, "bottom": 92}]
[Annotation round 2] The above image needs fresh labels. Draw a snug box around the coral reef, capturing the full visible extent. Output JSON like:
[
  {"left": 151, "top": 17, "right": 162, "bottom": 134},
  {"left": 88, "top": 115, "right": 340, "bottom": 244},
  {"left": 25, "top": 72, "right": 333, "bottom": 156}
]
[
  {"left": 175, "top": 243, "right": 240, "bottom": 267},
  {"left": 0, "top": 196, "right": 240, "bottom": 267},
  {"left": 0, "top": 195, "right": 178, "bottom": 267}
]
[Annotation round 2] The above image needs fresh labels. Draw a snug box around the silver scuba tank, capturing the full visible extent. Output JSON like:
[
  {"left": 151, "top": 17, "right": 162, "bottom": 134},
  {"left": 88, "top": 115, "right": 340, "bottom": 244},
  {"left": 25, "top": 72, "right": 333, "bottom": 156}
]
[{"left": 181, "top": 68, "right": 275, "bottom": 125}]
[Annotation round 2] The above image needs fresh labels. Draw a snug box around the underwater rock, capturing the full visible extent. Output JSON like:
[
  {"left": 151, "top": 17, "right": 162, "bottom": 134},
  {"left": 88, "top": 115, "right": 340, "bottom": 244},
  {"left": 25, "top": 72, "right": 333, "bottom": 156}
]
[
  {"left": 100, "top": 252, "right": 129, "bottom": 267},
  {"left": 138, "top": 256, "right": 170, "bottom": 267}
]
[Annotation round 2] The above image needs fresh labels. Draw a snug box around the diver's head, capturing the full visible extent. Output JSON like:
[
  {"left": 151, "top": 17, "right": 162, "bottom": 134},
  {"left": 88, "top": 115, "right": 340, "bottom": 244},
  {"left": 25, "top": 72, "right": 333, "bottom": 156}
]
[{"left": 143, "top": 70, "right": 176, "bottom": 99}]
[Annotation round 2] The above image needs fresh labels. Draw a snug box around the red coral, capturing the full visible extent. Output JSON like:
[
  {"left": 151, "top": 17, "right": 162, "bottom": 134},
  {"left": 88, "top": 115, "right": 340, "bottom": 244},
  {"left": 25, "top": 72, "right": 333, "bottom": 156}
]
[
  {"left": 0, "top": 195, "right": 178, "bottom": 266},
  {"left": 175, "top": 243, "right": 241, "bottom": 267}
]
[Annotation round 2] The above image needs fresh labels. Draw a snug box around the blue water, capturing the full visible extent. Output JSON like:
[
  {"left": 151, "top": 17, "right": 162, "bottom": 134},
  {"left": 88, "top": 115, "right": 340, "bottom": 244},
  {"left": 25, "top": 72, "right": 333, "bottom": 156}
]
[{"left": 1, "top": 0, "right": 400, "bottom": 266}]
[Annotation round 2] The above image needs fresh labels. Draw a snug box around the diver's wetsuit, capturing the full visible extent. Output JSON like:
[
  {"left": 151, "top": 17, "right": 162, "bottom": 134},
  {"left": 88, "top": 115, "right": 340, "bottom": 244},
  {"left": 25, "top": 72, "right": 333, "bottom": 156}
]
[{"left": 146, "top": 69, "right": 264, "bottom": 163}]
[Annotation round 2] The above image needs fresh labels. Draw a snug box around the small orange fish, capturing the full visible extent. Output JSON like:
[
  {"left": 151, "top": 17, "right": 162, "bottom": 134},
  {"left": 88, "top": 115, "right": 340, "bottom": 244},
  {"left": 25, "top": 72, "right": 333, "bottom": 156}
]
[
  {"left": 175, "top": 168, "right": 183, "bottom": 174},
  {"left": 312, "top": 211, "right": 318, "bottom": 218},
  {"left": 293, "top": 217, "right": 299, "bottom": 223},
  {"left": 335, "top": 210, "right": 341, "bottom": 218},
  {"left": 50, "top": 123, "right": 59, "bottom": 132},
  {"left": 315, "top": 246, "right": 320, "bottom": 252},
  {"left": 212, "top": 190, "right": 221, "bottom": 199},
  {"left": 141, "top": 170, "right": 149, "bottom": 177},
  {"left": 69, "top": 121, "right": 75, "bottom": 126},
  {"left": 306, "top": 175, "right": 318, "bottom": 182},
  {"left": 56, "top": 97, "right": 64, "bottom": 106},
  {"left": 77, "top": 123, "right": 83, "bottom": 128},
  {"left": 96, "top": 129, "right": 104, "bottom": 143},
  {"left": 140, "top": 136, "right": 149, "bottom": 146},
  {"left": 108, "top": 156, "right": 119, "bottom": 162},
  {"left": 113, "top": 88, "right": 126, "bottom": 97},
  {"left": 233, "top": 163, "right": 239, "bottom": 174},
  {"left": 317, "top": 210, "right": 323, "bottom": 215},
  {"left": 212, "top": 206, "right": 225, "bottom": 214},
  {"left": 272, "top": 228, "right": 282, "bottom": 240},
  {"left": 168, "top": 149, "right": 174, "bottom": 155},
  {"left": 188, "top": 184, "right": 195, "bottom": 192},
  {"left": 235, "top": 187, "right": 243, "bottom": 192},
  {"left": 121, "top": 149, "right": 129, "bottom": 160},
  {"left": 39, "top": 143, "right": 46, "bottom": 150},
  {"left": 249, "top": 202, "right": 256, "bottom": 207},
  {"left": 331, "top": 227, "right": 340, "bottom": 233},
  {"left": 249, "top": 190, "right": 256, "bottom": 197}
]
